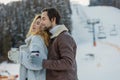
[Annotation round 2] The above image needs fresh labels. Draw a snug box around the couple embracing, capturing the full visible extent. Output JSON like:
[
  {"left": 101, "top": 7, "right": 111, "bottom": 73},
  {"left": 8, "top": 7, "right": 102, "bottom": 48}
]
[{"left": 8, "top": 8, "right": 78, "bottom": 80}]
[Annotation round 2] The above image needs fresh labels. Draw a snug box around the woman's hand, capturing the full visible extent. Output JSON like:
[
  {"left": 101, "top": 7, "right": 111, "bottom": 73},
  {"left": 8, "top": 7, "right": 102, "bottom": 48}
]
[
  {"left": 29, "top": 54, "right": 43, "bottom": 67},
  {"left": 8, "top": 49, "right": 19, "bottom": 63}
]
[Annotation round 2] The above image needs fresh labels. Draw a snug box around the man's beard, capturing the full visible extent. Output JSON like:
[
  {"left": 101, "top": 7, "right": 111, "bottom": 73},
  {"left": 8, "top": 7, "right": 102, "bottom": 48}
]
[
  {"left": 44, "top": 25, "right": 52, "bottom": 32},
  {"left": 44, "top": 26, "right": 52, "bottom": 36}
]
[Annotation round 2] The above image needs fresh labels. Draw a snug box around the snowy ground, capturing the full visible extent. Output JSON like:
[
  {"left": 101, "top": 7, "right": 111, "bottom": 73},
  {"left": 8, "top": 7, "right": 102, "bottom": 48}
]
[
  {"left": 76, "top": 42, "right": 120, "bottom": 80},
  {"left": 0, "top": 62, "right": 19, "bottom": 80},
  {"left": 1, "top": 3, "right": 120, "bottom": 80},
  {"left": 71, "top": 2, "right": 120, "bottom": 80}
]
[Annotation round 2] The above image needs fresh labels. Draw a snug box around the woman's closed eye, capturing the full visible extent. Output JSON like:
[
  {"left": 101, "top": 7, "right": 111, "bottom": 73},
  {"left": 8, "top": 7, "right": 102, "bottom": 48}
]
[{"left": 36, "top": 21, "right": 40, "bottom": 25}]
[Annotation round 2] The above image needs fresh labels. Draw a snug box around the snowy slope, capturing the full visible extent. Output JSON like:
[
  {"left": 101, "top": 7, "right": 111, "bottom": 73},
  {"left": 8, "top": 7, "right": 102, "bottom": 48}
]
[
  {"left": 76, "top": 43, "right": 120, "bottom": 80},
  {"left": 83, "top": 6, "right": 120, "bottom": 26},
  {"left": 71, "top": 3, "right": 92, "bottom": 44},
  {"left": 71, "top": 4, "right": 120, "bottom": 45},
  {"left": 83, "top": 6, "right": 120, "bottom": 45},
  {"left": 71, "top": 3, "right": 120, "bottom": 80}
]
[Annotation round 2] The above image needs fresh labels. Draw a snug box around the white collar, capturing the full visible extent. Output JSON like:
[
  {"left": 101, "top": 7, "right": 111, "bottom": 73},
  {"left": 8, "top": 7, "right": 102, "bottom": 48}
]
[
  {"left": 25, "top": 35, "right": 33, "bottom": 44},
  {"left": 50, "top": 25, "right": 61, "bottom": 35},
  {"left": 50, "top": 24, "right": 68, "bottom": 39}
]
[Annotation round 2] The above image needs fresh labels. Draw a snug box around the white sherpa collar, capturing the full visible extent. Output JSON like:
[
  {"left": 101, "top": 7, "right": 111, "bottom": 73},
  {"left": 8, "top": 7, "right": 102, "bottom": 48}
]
[{"left": 51, "top": 25, "right": 68, "bottom": 39}]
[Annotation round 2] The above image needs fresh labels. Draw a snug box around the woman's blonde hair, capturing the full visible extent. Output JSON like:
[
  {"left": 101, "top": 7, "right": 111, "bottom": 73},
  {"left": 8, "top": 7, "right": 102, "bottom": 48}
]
[{"left": 26, "top": 14, "right": 50, "bottom": 46}]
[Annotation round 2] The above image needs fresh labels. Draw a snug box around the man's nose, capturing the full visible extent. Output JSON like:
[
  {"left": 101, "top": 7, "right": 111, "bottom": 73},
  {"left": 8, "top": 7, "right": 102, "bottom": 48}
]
[
  {"left": 40, "top": 21, "right": 44, "bottom": 26},
  {"left": 40, "top": 23, "right": 44, "bottom": 27},
  {"left": 41, "top": 20, "right": 44, "bottom": 23}
]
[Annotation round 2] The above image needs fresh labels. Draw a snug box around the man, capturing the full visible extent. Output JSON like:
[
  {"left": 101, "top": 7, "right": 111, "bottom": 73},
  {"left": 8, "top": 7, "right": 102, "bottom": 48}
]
[{"left": 31, "top": 8, "right": 78, "bottom": 80}]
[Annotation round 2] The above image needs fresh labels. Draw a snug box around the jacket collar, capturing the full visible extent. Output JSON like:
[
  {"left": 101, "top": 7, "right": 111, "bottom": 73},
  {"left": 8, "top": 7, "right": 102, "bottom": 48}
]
[
  {"left": 25, "top": 35, "right": 33, "bottom": 44},
  {"left": 50, "top": 24, "right": 68, "bottom": 39}
]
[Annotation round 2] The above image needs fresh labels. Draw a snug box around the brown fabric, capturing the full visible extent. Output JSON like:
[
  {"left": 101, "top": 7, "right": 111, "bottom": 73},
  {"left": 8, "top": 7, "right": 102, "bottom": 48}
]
[{"left": 43, "top": 31, "right": 78, "bottom": 80}]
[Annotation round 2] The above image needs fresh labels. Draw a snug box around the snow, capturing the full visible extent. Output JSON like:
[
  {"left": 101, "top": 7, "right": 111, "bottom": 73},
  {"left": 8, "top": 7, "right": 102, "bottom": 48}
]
[
  {"left": 83, "top": 6, "right": 120, "bottom": 25},
  {"left": 1, "top": 3, "right": 120, "bottom": 80},
  {"left": 71, "top": 3, "right": 120, "bottom": 80},
  {"left": 0, "top": 62, "right": 19, "bottom": 80},
  {"left": 76, "top": 43, "right": 120, "bottom": 80},
  {"left": 70, "top": 0, "right": 89, "bottom": 6}
]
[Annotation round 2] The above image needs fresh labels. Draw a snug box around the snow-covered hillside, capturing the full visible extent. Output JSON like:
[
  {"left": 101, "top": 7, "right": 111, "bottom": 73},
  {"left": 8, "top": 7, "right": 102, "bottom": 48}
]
[
  {"left": 72, "top": 4, "right": 120, "bottom": 45},
  {"left": 1, "top": 3, "right": 120, "bottom": 80},
  {"left": 71, "top": 2, "right": 120, "bottom": 80},
  {"left": 83, "top": 6, "right": 120, "bottom": 45}
]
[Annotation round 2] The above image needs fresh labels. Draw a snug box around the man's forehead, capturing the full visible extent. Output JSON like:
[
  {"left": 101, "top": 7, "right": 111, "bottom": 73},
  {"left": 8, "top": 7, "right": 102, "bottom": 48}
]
[{"left": 41, "top": 12, "right": 47, "bottom": 17}]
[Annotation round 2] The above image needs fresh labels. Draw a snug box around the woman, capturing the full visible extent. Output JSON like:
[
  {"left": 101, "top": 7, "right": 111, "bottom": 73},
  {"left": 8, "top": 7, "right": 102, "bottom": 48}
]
[{"left": 8, "top": 14, "right": 49, "bottom": 80}]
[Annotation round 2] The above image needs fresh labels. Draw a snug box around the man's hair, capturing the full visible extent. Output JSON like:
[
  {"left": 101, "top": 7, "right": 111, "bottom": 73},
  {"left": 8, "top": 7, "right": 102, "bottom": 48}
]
[{"left": 41, "top": 8, "right": 61, "bottom": 24}]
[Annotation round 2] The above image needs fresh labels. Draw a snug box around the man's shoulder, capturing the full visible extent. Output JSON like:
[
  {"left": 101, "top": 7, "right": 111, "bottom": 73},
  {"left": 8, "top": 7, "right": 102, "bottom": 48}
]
[
  {"left": 57, "top": 31, "right": 75, "bottom": 43},
  {"left": 56, "top": 31, "right": 76, "bottom": 47},
  {"left": 59, "top": 31, "right": 72, "bottom": 38}
]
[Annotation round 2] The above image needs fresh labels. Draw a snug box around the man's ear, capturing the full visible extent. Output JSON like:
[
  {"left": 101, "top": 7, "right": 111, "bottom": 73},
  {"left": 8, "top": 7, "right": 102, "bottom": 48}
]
[{"left": 51, "top": 17, "right": 56, "bottom": 22}]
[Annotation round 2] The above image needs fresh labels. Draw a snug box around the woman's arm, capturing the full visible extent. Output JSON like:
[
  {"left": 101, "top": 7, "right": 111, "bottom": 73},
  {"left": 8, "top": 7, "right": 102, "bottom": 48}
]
[{"left": 29, "top": 35, "right": 47, "bottom": 69}]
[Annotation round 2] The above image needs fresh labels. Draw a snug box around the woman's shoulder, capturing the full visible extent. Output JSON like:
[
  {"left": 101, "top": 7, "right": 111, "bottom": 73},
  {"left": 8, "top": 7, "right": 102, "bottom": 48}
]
[
  {"left": 32, "top": 35, "right": 42, "bottom": 39},
  {"left": 31, "top": 35, "right": 44, "bottom": 42}
]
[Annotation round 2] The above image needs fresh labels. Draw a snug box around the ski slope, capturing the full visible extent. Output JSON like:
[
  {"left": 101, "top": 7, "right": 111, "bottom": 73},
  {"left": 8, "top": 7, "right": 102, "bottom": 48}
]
[{"left": 71, "top": 2, "right": 120, "bottom": 80}]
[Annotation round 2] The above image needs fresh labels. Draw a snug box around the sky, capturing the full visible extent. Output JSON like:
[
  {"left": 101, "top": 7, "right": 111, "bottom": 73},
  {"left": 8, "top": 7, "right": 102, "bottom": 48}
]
[
  {"left": 0, "top": 0, "right": 90, "bottom": 5},
  {"left": 0, "top": 0, "right": 20, "bottom": 4}
]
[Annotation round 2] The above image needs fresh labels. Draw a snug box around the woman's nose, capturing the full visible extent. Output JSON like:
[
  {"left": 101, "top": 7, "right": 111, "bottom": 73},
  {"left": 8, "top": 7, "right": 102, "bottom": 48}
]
[{"left": 33, "top": 24, "right": 36, "bottom": 27}]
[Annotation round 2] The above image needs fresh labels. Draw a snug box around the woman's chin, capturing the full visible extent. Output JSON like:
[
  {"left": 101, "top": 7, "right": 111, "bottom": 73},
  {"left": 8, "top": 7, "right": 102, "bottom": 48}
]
[{"left": 31, "top": 30, "right": 36, "bottom": 33}]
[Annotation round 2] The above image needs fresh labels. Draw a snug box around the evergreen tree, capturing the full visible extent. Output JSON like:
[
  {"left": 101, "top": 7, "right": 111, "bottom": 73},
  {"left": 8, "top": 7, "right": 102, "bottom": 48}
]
[{"left": 0, "top": 0, "right": 72, "bottom": 61}]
